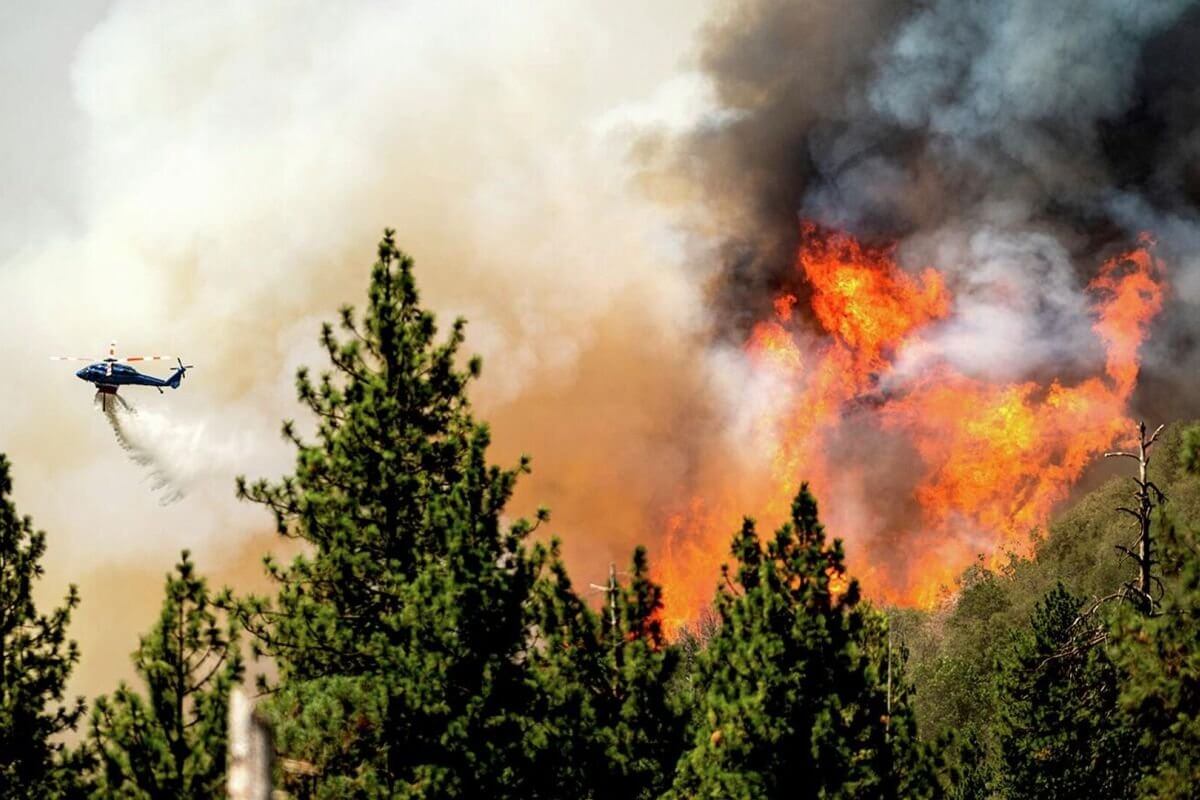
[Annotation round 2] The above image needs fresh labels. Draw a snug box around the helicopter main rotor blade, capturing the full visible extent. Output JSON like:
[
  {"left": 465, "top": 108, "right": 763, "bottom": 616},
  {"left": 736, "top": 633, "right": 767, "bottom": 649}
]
[
  {"left": 123, "top": 355, "right": 172, "bottom": 362},
  {"left": 50, "top": 356, "right": 102, "bottom": 361}
]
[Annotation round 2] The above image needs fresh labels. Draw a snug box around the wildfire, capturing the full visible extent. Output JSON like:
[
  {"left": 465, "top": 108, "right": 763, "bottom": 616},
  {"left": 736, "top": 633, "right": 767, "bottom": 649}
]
[{"left": 659, "top": 224, "right": 1165, "bottom": 630}]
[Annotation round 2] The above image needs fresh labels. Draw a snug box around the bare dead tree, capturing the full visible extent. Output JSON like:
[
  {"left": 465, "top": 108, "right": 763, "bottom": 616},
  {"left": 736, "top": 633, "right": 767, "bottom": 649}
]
[
  {"left": 1104, "top": 420, "right": 1167, "bottom": 616},
  {"left": 885, "top": 615, "right": 893, "bottom": 742},
  {"left": 588, "top": 562, "right": 619, "bottom": 634},
  {"left": 1044, "top": 421, "right": 1168, "bottom": 667}
]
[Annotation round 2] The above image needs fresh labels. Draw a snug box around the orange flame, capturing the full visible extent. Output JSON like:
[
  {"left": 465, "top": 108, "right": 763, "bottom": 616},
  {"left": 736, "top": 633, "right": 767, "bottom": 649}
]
[{"left": 659, "top": 225, "right": 1164, "bottom": 631}]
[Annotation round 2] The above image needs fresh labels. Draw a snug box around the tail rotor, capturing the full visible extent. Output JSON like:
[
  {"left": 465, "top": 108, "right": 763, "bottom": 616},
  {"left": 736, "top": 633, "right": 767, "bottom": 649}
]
[{"left": 168, "top": 358, "right": 194, "bottom": 389}]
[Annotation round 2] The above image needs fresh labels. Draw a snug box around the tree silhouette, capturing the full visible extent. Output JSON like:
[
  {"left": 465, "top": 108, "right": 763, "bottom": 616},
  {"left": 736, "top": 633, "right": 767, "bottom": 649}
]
[
  {"left": 88, "top": 551, "right": 242, "bottom": 799},
  {"left": 667, "top": 484, "right": 941, "bottom": 799},
  {"left": 0, "top": 453, "right": 85, "bottom": 799},
  {"left": 231, "top": 231, "right": 551, "bottom": 796}
]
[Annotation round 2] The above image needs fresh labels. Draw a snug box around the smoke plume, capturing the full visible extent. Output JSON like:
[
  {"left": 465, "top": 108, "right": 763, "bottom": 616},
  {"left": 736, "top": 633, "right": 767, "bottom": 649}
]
[
  {"left": 645, "top": 0, "right": 1200, "bottom": 334},
  {"left": 635, "top": 0, "right": 1200, "bottom": 620}
]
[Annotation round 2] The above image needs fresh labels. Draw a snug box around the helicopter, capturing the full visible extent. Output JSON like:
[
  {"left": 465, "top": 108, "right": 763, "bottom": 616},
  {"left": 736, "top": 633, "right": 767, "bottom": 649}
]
[{"left": 52, "top": 342, "right": 193, "bottom": 411}]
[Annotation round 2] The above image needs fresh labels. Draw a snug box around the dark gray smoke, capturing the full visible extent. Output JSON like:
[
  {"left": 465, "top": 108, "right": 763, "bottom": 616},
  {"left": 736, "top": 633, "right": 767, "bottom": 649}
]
[{"left": 642, "top": 0, "right": 1200, "bottom": 418}]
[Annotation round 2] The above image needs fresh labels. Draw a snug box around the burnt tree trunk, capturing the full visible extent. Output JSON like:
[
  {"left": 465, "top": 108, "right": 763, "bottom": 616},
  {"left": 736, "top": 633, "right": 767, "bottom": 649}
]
[{"left": 1104, "top": 421, "right": 1165, "bottom": 614}]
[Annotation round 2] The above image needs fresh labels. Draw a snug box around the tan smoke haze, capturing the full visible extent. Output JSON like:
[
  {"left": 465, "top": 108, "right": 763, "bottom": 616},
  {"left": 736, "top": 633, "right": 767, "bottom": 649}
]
[{"left": 1, "top": 0, "right": 729, "bottom": 701}]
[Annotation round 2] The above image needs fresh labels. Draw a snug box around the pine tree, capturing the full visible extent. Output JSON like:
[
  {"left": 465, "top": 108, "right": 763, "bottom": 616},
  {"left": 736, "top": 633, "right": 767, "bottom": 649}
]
[
  {"left": 0, "top": 453, "right": 85, "bottom": 799},
  {"left": 231, "top": 230, "right": 552, "bottom": 797},
  {"left": 87, "top": 550, "right": 243, "bottom": 799},
  {"left": 667, "top": 484, "right": 941, "bottom": 799},
  {"left": 994, "top": 582, "right": 1140, "bottom": 799},
  {"left": 528, "top": 544, "right": 687, "bottom": 799}
]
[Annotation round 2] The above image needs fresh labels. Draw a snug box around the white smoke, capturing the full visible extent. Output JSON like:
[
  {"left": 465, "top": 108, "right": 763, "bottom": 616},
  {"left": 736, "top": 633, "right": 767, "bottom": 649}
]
[
  {"left": 890, "top": 223, "right": 1098, "bottom": 384},
  {"left": 0, "top": 1, "right": 717, "bottom": 699},
  {"left": 1, "top": 0, "right": 715, "bottom": 564}
]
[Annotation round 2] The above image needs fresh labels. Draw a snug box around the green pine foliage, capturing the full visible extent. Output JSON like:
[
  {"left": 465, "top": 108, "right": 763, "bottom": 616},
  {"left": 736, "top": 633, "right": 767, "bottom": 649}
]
[
  {"left": 86, "top": 550, "right": 242, "bottom": 799},
  {"left": 993, "top": 583, "right": 1140, "bottom": 799},
  {"left": 0, "top": 454, "right": 86, "bottom": 799},
  {"left": 529, "top": 543, "right": 687, "bottom": 799},
  {"left": 231, "top": 231, "right": 554, "bottom": 797},
  {"left": 667, "top": 484, "right": 942, "bottom": 800}
]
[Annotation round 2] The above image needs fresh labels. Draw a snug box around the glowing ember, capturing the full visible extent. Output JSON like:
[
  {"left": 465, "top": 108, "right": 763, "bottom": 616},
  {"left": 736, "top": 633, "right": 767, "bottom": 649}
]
[{"left": 659, "top": 225, "right": 1165, "bottom": 630}]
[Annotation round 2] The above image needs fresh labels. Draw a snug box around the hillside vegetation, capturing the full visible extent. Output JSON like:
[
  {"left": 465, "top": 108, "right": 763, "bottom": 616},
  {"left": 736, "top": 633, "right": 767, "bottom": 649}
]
[
  {"left": 898, "top": 420, "right": 1200, "bottom": 796},
  {"left": 903, "top": 420, "right": 1200, "bottom": 731}
]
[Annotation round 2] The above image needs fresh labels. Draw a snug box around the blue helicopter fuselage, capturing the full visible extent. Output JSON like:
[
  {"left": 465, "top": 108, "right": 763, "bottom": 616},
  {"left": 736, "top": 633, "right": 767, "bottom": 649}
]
[{"left": 76, "top": 362, "right": 186, "bottom": 390}]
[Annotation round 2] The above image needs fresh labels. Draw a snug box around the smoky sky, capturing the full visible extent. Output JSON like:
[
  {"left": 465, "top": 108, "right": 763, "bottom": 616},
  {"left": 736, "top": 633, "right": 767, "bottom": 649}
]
[
  {"left": 1, "top": 0, "right": 715, "bottom": 702},
  {"left": 6, "top": 0, "right": 1200, "bottom": 698}
]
